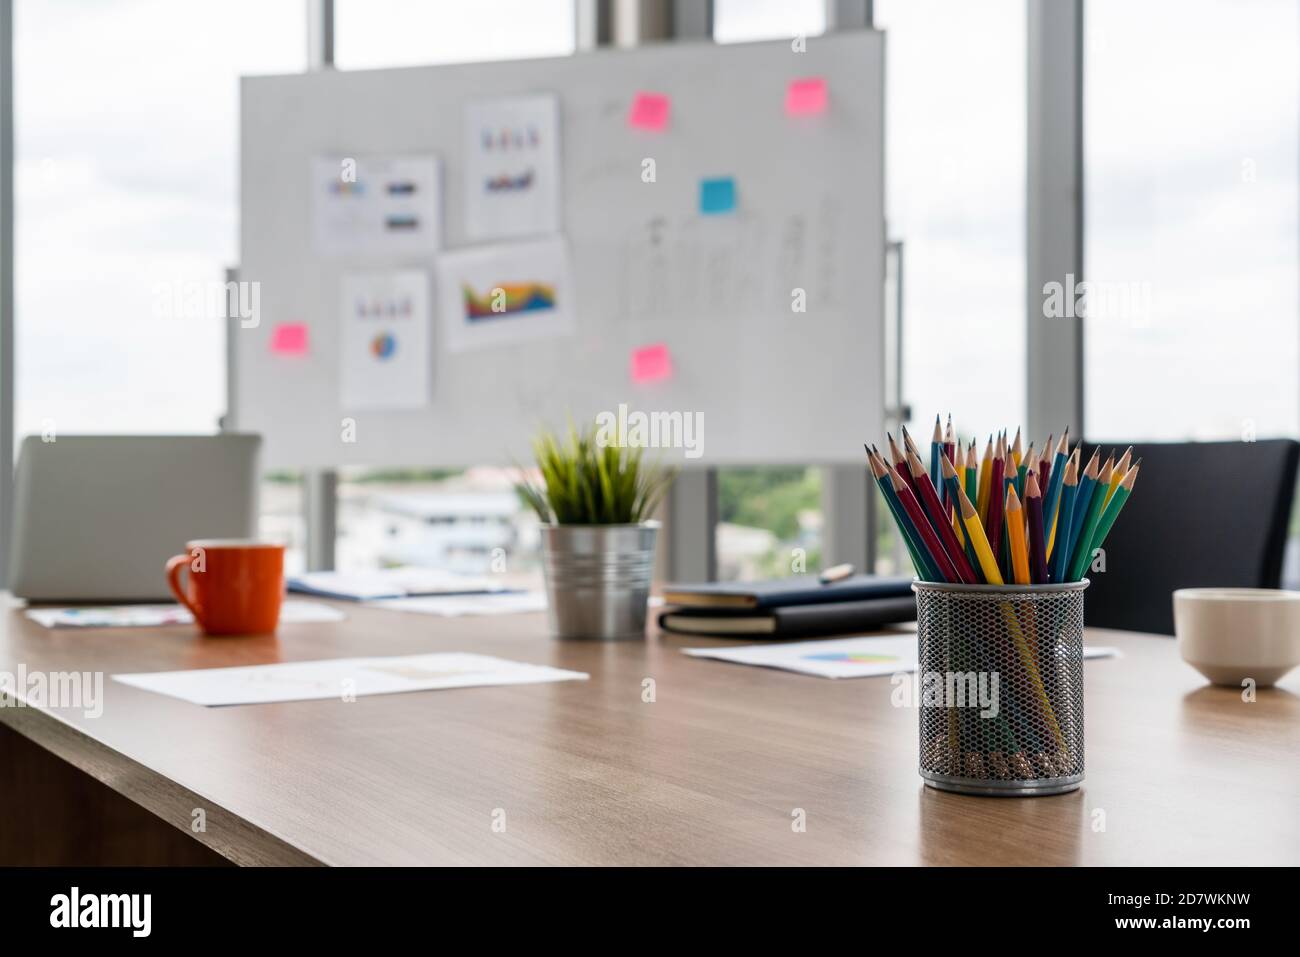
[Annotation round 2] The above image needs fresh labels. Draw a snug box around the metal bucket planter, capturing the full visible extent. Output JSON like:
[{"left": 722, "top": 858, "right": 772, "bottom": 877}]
[{"left": 541, "top": 522, "right": 659, "bottom": 639}]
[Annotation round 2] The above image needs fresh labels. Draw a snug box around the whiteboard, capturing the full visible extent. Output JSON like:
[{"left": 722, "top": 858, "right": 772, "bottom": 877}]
[{"left": 236, "top": 32, "right": 885, "bottom": 469}]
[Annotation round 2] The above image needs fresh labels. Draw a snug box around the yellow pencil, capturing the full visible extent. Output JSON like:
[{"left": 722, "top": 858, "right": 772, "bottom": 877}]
[
  {"left": 956, "top": 485, "right": 1003, "bottom": 586},
  {"left": 1104, "top": 446, "right": 1132, "bottom": 506},
  {"left": 976, "top": 435, "right": 994, "bottom": 523},
  {"left": 1004, "top": 485, "right": 1030, "bottom": 585},
  {"left": 1010, "top": 426, "right": 1023, "bottom": 471}
]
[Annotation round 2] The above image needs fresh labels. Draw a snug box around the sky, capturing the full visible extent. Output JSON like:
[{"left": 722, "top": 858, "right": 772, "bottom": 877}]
[{"left": 11, "top": 0, "right": 1299, "bottom": 448}]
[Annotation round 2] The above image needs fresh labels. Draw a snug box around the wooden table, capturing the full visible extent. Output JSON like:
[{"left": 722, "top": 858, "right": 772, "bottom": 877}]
[{"left": 1, "top": 593, "right": 1297, "bottom": 866}]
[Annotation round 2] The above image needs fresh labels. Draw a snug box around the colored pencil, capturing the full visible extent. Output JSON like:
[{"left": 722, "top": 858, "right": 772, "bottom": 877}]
[
  {"left": 1104, "top": 446, "right": 1133, "bottom": 506},
  {"left": 1050, "top": 455, "right": 1079, "bottom": 582},
  {"left": 1005, "top": 485, "right": 1031, "bottom": 586},
  {"left": 943, "top": 415, "right": 955, "bottom": 481},
  {"left": 1042, "top": 431, "right": 1070, "bottom": 557},
  {"left": 867, "top": 446, "right": 940, "bottom": 581},
  {"left": 930, "top": 414, "right": 943, "bottom": 498},
  {"left": 1025, "top": 470, "right": 1049, "bottom": 585},
  {"left": 976, "top": 435, "right": 994, "bottom": 524},
  {"left": 1065, "top": 448, "right": 1101, "bottom": 575},
  {"left": 942, "top": 453, "right": 978, "bottom": 569},
  {"left": 908, "top": 451, "right": 979, "bottom": 584},
  {"left": 1067, "top": 455, "right": 1115, "bottom": 582},
  {"left": 1018, "top": 443, "right": 1034, "bottom": 499},
  {"left": 886, "top": 432, "right": 917, "bottom": 497},
  {"left": 1077, "top": 461, "right": 1140, "bottom": 580},
  {"left": 963, "top": 441, "right": 978, "bottom": 505},
  {"left": 907, "top": 424, "right": 928, "bottom": 457},
  {"left": 1037, "top": 435, "right": 1053, "bottom": 498},
  {"left": 870, "top": 417, "right": 1138, "bottom": 587},
  {"left": 956, "top": 486, "right": 1003, "bottom": 586},
  {"left": 985, "top": 435, "right": 1007, "bottom": 576},
  {"left": 889, "top": 469, "right": 960, "bottom": 583}
]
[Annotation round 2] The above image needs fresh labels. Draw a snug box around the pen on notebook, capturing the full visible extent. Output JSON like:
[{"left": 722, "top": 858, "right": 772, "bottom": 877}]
[{"left": 818, "top": 563, "right": 855, "bottom": 584}]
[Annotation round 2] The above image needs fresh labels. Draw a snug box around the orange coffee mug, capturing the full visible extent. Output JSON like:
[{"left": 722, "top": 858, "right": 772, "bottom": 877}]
[{"left": 165, "top": 540, "right": 285, "bottom": 636}]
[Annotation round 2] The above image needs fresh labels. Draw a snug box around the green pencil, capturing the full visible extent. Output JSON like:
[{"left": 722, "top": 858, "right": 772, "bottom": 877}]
[
  {"left": 1067, "top": 455, "right": 1112, "bottom": 581},
  {"left": 1077, "top": 462, "right": 1140, "bottom": 578}
]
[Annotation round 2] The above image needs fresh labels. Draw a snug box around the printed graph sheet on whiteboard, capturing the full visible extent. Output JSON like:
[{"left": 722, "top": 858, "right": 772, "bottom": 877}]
[{"left": 235, "top": 31, "right": 884, "bottom": 469}]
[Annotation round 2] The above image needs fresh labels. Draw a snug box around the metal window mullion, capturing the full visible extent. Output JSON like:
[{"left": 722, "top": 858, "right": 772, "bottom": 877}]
[
  {"left": 1026, "top": 0, "right": 1084, "bottom": 441},
  {"left": 0, "top": 1, "right": 14, "bottom": 588},
  {"left": 302, "top": 0, "right": 337, "bottom": 568}
]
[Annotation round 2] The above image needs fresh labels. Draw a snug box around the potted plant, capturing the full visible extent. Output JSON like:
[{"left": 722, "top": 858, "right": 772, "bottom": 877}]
[{"left": 517, "top": 422, "right": 676, "bottom": 639}]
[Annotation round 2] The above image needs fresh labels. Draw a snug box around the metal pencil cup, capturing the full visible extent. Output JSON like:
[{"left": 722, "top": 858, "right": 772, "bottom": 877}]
[{"left": 913, "top": 580, "right": 1088, "bottom": 797}]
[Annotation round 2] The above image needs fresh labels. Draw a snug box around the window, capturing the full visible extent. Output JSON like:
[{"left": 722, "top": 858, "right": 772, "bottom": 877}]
[
  {"left": 334, "top": 0, "right": 575, "bottom": 70},
  {"left": 875, "top": 0, "right": 1027, "bottom": 436},
  {"left": 713, "top": 0, "right": 826, "bottom": 44},
  {"left": 14, "top": 0, "right": 305, "bottom": 439},
  {"left": 1084, "top": 0, "right": 1299, "bottom": 442},
  {"left": 14, "top": 0, "right": 307, "bottom": 566},
  {"left": 335, "top": 466, "right": 542, "bottom": 591}
]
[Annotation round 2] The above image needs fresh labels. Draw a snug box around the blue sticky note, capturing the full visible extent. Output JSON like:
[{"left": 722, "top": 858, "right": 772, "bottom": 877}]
[{"left": 699, "top": 177, "right": 736, "bottom": 215}]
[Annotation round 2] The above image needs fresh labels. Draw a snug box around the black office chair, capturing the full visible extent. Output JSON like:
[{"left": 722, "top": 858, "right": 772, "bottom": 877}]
[{"left": 1076, "top": 439, "right": 1299, "bottom": 636}]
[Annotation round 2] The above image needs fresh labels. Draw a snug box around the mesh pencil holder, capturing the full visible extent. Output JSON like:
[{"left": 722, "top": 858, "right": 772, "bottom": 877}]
[{"left": 913, "top": 579, "right": 1088, "bottom": 797}]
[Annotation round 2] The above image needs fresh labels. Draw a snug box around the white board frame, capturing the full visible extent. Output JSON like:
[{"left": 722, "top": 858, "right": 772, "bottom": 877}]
[{"left": 235, "top": 32, "right": 885, "bottom": 469}]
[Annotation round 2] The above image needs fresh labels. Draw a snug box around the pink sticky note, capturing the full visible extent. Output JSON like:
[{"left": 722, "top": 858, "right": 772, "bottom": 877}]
[
  {"left": 628, "top": 92, "right": 671, "bottom": 131},
  {"left": 270, "top": 322, "right": 309, "bottom": 356},
  {"left": 631, "top": 343, "right": 673, "bottom": 383},
  {"left": 785, "top": 77, "right": 828, "bottom": 116}
]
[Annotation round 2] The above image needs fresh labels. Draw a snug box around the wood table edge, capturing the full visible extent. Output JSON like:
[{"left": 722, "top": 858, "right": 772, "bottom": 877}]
[{"left": 0, "top": 702, "right": 324, "bottom": 867}]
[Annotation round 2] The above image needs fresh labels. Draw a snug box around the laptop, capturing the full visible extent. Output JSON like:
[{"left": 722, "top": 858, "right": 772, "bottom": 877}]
[{"left": 8, "top": 435, "right": 262, "bottom": 602}]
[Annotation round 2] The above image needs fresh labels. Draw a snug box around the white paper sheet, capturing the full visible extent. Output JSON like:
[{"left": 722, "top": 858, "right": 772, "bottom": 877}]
[
  {"left": 683, "top": 636, "right": 1120, "bottom": 680},
  {"left": 435, "top": 238, "right": 575, "bottom": 354},
  {"left": 25, "top": 601, "right": 345, "bottom": 630},
  {"left": 339, "top": 269, "right": 431, "bottom": 410},
  {"left": 368, "top": 592, "right": 548, "bottom": 617},
  {"left": 463, "top": 94, "right": 560, "bottom": 241},
  {"left": 288, "top": 567, "right": 506, "bottom": 601},
  {"left": 312, "top": 154, "right": 441, "bottom": 257},
  {"left": 113, "top": 653, "right": 588, "bottom": 706}
]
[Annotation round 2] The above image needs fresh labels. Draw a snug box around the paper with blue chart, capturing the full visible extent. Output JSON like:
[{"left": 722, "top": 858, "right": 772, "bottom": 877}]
[
  {"left": 463, "top": 93, "right": 561, "bottom": 241},
  {"left": 339, "top": 270, "right": 431, "bottom": 411},
  {"left": 684, "top": 637, "right": 1119, "bottom": 679},
  {"left": 311, "top": 154, "right": 441, "bottom": 257}
]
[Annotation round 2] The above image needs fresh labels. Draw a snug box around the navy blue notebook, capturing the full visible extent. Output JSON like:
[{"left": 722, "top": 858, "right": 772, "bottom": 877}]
[
  {"left": 662, "top": 575, "right": 914, "bottom": 610},
  {"left": 659, "top": 596, "right": 917, "bottom": 638}
]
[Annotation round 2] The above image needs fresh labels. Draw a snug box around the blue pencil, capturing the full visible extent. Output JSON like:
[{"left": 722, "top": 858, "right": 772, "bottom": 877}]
[
  {"left": 1041, "top": 430, "right": 1070, "bottom": 558},
  {"left": 930, "top": 415, "right": 944, "bottom": 503},
  {"left": 1065, "top": 448, "right": 1101, "bottom": 575},
  {"left": 1050, "top": 454, "right": 1080, "bottom": 582}
]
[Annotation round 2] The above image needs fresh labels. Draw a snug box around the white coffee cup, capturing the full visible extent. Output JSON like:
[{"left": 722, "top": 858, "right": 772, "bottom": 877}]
[{"left": 1172, "top": 588, "right": 1300, "bottom": 688}]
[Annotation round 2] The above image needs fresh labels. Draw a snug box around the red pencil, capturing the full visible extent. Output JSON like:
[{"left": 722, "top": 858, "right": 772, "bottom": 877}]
[
  {"left": 886, "top": 433, "right": 918, "bottom": 498},
  {"left": 889, "top": 471, "right": 960, "bottom": 583},
  {"left": 986, "top": 434, "right": 1007, "bottom": 570},
  {"left": 907, "top": 451, "right": 979, "bottom": 585},
  {"left": 1025, "top": 470, "right": 1049, "bottom": 585}
]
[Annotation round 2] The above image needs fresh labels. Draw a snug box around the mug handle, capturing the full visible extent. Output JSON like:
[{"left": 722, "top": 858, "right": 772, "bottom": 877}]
[{"left": 165, "top": 554, "right": 204, "bottom": 627}]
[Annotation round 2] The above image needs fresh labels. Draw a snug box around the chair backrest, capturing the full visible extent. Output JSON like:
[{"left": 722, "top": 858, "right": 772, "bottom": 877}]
[{"left": 1077, "top": 439, "right": 1299, "bottom": 636}]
